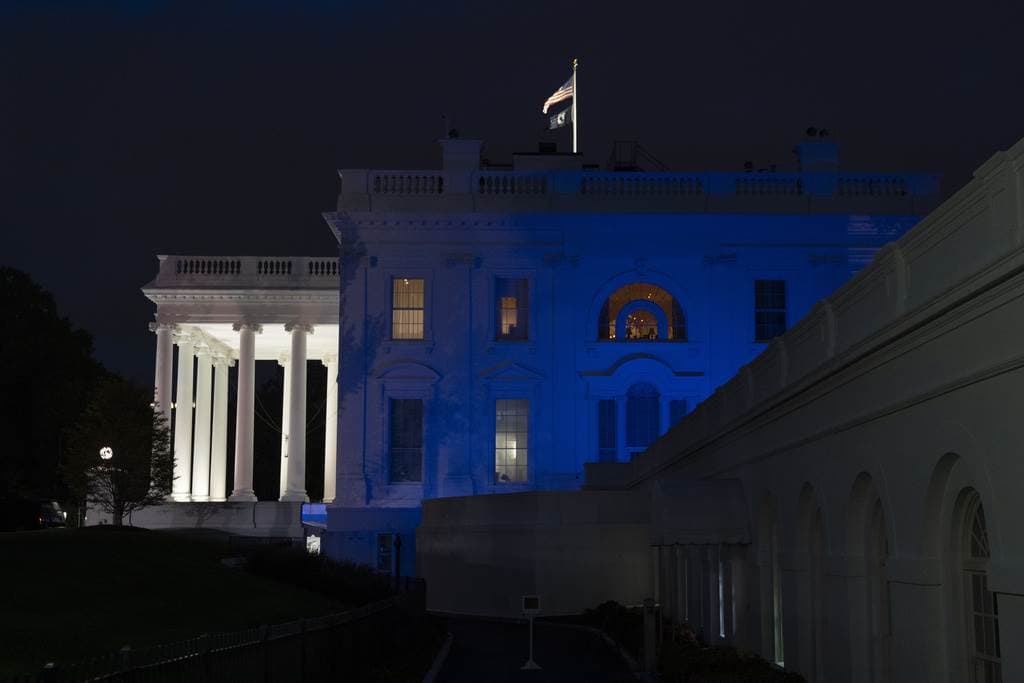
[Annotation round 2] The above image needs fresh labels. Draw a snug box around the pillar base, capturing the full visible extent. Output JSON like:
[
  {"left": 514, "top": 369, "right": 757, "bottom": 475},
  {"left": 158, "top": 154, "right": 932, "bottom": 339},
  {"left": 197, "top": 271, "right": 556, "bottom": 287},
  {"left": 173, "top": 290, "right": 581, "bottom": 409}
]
[
  {"left": 229, "top": 490, "right": 257, "bottom": 502},
  {"left": 280, "top": 490, "right": 309, "bottom": 503},
  {"left": 172, "top": 493, "right": 192, "bottom": 503},
  {"left": 191, "top": 495, "right": 211, "bottom": 502},
  {"left": 209, "top": 497, "right": 227, "bottom": 503}
]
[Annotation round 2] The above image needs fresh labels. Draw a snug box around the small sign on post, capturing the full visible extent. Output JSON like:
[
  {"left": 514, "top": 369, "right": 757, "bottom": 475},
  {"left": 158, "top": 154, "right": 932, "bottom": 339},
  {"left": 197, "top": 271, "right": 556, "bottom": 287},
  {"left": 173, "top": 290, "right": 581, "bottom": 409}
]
[{"left": 521, "top": 594, "right": 542, "bottom": 670}]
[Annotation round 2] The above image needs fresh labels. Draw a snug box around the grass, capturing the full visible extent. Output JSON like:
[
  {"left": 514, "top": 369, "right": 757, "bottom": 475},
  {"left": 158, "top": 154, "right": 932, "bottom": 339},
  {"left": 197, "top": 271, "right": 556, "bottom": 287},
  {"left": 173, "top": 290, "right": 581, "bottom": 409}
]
[{"left": 0, "top": 527, "right": 344, "bottom": 676}]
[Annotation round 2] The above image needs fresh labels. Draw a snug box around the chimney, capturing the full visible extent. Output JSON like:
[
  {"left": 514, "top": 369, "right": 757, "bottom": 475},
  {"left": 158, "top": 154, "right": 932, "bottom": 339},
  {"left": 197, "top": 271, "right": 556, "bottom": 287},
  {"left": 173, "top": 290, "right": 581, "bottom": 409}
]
[
  {"left": 794, "top": 128, "right": 838, "bottom": 172},
  {"left": 439, "top": 138, "right": 483, "bottom": 172}
]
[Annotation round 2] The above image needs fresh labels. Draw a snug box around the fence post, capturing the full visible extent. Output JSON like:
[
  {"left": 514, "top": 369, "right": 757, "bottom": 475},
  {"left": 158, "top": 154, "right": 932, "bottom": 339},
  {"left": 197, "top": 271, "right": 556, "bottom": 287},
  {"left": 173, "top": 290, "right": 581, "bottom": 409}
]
[
  {"left": 198, "top": 633, "right": 211, "bottom": 683},
  {"left": 260, "top": 624, "right": 271, "bottom": 683},
  {"left": 643, "top": 598, "right": 657, "bottom": 674},
  {"left": 299, "top": 619, "right": 307, "bottom": 682}
]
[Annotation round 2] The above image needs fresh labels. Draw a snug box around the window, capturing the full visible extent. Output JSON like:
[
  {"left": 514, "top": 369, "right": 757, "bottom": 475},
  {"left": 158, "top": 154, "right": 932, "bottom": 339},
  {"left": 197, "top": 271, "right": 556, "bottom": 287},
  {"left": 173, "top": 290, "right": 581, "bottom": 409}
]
[
  {"left": 597, "top": 283, "right": 686, "bottom": 341},
  {"left": 597, "top": 399, "right": 617, "bottom": 462},
  {"left": 377, "top": 533, "right": 393, "bottom": 572},
  {"left": 755, "top": 279, "right": 787, "bottom": 342},
  {"left": 670, "top": 399, "right": 687, "bottom": 427},
  {"left": 965, "top": 502, "right": 1001, "bottom": 682},
  {"left": 392, "top": 277, "right": 424, "bottom": 340},
  {"left": 626, "top": 382, "right": 660, "bottom": 452},
  {"left": 388, "top": 399, "right": 423, "bottom": 482},
  {"left": 495, "top": 399, "right": 528, "bottom": 483},
  {"left": 495, "top": 278, "right": 529, "bottom": 340}
]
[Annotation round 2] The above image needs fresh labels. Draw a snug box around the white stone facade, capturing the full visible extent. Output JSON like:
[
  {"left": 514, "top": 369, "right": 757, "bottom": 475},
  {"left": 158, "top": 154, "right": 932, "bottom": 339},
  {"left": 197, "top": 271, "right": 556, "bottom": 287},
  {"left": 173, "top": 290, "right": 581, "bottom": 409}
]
[{"left": 418, "top": 138, "right": 1024, "bottom": 683}]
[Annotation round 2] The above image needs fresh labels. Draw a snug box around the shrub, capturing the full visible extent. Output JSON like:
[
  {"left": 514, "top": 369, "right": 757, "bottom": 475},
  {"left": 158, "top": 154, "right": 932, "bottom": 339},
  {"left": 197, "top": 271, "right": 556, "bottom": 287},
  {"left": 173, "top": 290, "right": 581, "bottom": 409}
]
[
  {"left": 659, "top": 639, "right": 806, "bottom": 682},
  {"left": 244, "top": 544, "right": 394, "bottom": 606}
]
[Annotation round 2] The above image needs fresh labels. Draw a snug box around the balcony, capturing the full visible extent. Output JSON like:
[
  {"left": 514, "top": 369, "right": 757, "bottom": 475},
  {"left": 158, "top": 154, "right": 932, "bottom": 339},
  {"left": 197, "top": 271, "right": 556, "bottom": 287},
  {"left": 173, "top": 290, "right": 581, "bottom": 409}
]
[{"left": 146, "top": 255, "right": 339, "bottom": 290}]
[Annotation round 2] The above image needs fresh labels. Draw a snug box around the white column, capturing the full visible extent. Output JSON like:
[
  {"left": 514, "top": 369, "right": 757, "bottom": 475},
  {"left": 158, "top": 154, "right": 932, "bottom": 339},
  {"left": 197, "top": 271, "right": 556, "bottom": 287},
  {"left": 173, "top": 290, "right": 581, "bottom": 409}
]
[
  {"left": 322, "top": 353, "right": 338, "bottom": 503},
  {"left": 190, "top": 349, "right": 213, "bottom": 501},
  {"left": 150, "top": 322, "right": 175, "bottom": 428},
  {"left": 209, "top": 355, "right": 232, "bottom": 501},
  {"left": 278, "top": 355, "right": 291, "bottom": 499},
  {"left": 281, "top": 323, "right": 312, "bottom": 502},
  {"left": 229, "top": 323, "right": 260, "bottom": 501},
  {"left": 171, "top": 337, "right": 195, "bottom": 502}
]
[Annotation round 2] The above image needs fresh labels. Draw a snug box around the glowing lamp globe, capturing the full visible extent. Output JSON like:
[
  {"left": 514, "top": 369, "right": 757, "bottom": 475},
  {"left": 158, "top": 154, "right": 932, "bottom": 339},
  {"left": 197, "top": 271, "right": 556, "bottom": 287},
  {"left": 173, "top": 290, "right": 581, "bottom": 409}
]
[{"left": 99, "top": 446, "right": 113, "bottom": 461}]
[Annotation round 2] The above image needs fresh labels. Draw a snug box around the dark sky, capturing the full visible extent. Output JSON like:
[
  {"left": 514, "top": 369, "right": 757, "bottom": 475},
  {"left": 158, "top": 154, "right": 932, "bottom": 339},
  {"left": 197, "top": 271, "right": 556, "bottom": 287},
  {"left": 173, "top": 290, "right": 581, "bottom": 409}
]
[{"left": 3, "top": 0, "right": 1023, "bottom": 384}]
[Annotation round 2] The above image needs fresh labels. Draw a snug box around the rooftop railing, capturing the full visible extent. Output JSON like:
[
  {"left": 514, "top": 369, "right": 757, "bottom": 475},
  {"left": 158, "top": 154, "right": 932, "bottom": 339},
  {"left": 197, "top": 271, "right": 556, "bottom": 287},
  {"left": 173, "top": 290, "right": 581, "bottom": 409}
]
[
  {"left": 147, "top": 255, "right": 339, "bottom": 289},
  {"left": 338, "top": 168, "right": 941, "bottom": 213}
]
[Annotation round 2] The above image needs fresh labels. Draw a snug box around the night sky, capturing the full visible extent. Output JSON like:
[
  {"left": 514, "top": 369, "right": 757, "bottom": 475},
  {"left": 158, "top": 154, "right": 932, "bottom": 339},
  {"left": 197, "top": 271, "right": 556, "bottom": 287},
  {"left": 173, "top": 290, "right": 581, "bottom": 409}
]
[{"left": 3, "top": 0, "right": 1023, "bottom": 384}]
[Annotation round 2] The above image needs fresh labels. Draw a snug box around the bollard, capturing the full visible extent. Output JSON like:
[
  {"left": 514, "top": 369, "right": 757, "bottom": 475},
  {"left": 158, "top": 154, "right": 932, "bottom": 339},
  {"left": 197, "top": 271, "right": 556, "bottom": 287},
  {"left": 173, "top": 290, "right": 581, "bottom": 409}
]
[
  {"left": 642, "top": 598, "right": 657, "bottom": 673},
  {"left": 119, "top": 644, "right": 132, "bottom": 672}
]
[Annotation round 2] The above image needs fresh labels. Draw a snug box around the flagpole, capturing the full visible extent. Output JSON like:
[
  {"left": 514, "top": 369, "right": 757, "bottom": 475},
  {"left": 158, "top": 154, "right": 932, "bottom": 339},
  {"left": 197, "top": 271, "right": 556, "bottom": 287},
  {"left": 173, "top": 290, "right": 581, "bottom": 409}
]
[{"left": 572, "top": 58, "right": 579, "bottom": 154}]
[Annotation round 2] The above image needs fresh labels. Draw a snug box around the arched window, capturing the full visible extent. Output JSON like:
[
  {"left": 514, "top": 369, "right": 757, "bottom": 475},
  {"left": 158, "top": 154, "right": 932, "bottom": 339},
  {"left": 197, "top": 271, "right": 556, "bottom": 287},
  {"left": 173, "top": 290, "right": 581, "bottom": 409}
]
[
  {"left": 963, "top": 499, "right": 1001, "bottom": 682},
  {"left": 597, "top": 283, "right": 687, "bottom": 341},
  {"left": 626, "top": 382, "right": 660, "bottom": 453}
]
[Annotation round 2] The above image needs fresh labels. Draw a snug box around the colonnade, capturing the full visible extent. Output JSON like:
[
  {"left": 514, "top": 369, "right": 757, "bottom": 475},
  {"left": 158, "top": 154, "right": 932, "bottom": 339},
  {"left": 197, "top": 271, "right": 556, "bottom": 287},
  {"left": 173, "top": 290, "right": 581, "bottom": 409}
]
[{"left": 150, "top": 321, "right": 338, "bottom": 503}]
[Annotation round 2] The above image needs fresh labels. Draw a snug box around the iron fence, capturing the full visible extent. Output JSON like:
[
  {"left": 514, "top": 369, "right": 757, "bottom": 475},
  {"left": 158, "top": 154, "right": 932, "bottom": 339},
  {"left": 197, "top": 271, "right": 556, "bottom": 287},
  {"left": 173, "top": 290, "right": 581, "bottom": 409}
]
[{"left": 5, "top": 578, "right": 425, "bottom": 683}]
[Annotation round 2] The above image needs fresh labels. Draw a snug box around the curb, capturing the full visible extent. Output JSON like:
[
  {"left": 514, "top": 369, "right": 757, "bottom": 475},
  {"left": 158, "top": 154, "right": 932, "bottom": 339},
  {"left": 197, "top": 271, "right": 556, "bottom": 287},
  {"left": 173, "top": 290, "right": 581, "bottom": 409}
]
[{"left": 421, "top": 632, "right": 453, "bottom": 683}]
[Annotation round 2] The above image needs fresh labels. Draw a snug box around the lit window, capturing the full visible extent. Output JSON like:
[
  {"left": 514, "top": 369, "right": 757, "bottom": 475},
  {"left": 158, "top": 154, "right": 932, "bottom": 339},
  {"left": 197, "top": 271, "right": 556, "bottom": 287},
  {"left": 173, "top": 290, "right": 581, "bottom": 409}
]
[
  {"left": 388, "top": 399, "right": 423, "bottom": 482},
  {"left": 626, "top": 382, "right": 660, "bottom": 453},
  {"left": 377, "top": 533, "right": 393, "bottom": 572},
  {"left": 597, "top": 283, "right": 686, "bottom": 341},
  {"left": 495, "top": 399, "right": 528, "bottom": 483},
  {"left": 392, "top": 277, "right": 424, "bottom": 340},
  {"left": 597, "top": 399, "right": 617, "bottom": 462},
  {"left": 755, "top": 279, "right": 787, "bottom": 342},
  {"left": 495, "top": 278, "right": 529, "bottom": 340}
]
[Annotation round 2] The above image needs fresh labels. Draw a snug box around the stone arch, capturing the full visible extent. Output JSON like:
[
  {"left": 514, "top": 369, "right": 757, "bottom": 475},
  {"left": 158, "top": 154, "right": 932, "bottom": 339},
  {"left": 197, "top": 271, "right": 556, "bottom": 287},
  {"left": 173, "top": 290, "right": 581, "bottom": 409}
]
[
  {"left": 586, "top": 270, "right": 690, "bottom": 342},
  {"left": 846, "top": 472, "right": 891, "bottom": 683},
  {"left": 756, "top": 493, "right": 785, "bottom": 666},
  {"left": 797, "top": 482, "right": 827, "bottom": 682},
  {"left": 943, "top": 487, "right": 1002, "bottom": 682}
]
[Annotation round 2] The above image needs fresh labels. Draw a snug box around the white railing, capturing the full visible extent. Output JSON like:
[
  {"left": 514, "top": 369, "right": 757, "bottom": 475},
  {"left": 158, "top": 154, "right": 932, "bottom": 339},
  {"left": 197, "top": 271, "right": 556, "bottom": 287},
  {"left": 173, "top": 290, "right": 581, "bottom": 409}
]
[
  {"left": 340, "top": 168, "right": 939, "bottom": 203},
  {"left": 153, "top": 256, "right": 339, "bottom": 288}
]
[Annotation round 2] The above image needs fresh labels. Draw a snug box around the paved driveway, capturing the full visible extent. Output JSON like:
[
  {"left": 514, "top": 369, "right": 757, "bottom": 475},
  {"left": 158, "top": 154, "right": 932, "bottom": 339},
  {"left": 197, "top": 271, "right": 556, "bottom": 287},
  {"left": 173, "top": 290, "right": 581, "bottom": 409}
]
[{"left": 436, "top": 617, "right": 635, "bottom": 682}]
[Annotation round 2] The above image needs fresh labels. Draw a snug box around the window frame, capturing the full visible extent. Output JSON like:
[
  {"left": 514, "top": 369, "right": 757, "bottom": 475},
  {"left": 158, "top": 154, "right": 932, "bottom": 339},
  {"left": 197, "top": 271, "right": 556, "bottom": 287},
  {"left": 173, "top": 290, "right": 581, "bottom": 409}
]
[
  {"left": 490, "top": 271, "right": 536, "bottom": 344},
  {"left": 385, "top": 269, "right": 433, "bottom": 343},
  {"left": 494, "top": 398, "right": 531, "bottom": 485},
  {"left": 753, "top": 278, "right": 788, "bottom": 343},
  {"left": 386, "top": 397, "right": 424, "bottom": 484}
]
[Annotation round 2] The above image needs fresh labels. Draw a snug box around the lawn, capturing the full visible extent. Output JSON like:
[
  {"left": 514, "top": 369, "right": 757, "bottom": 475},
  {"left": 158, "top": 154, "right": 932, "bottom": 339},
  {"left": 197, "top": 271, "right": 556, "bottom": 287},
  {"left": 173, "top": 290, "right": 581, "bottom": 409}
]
[{"left": 0, "top": 527, "right": 343, "bottom": 676}]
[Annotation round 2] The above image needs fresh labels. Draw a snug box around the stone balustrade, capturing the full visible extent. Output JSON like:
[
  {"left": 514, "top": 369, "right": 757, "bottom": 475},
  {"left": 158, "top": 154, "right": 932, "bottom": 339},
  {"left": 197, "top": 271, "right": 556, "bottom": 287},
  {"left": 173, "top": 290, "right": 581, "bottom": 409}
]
[
  {"left": 152, "top": 255, "right": 339, "bottom": 288},
  {"left": 338, "top": 168, "right": 941, "bottom": 214}
]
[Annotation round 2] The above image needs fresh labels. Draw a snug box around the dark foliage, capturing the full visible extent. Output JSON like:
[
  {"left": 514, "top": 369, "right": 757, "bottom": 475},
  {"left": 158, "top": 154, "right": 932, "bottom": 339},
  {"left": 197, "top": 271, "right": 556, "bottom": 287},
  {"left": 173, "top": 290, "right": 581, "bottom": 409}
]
[
  {"left": 659, "top": 639, "right": 806, "bottom": 682},
  {"left": 63, "top": 374, "right": 174, "bottom": 523},
  {"left": 244, "top": 543, "right": 394, "bottom": 607},
  {"left": 0, "top": 267, "right": 101, "bottom": 501}
]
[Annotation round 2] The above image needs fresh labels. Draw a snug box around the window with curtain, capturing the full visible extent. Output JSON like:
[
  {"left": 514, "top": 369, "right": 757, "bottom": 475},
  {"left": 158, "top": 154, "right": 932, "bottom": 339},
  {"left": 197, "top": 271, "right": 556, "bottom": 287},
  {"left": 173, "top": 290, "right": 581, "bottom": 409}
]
[
  {"left": 597, "top": 399, "right": 617, "bottom": 462},
  {"left": 626, "top": 382, "right": 660, "bottom": 451},
  {"left": 392, "top": 277, "right": 425, "bottom": 340},
  {"left": 755, "top": 279, "right": 787, "bottom": 341},
  {"left": 495, "top": 399, "right": 529, "bottom": 483},
  {"left": 388, "top": 398, "right": 423, "bottom": 482},
  {"left": 495, "top": 277, "right": 529, "bottom": 340}
]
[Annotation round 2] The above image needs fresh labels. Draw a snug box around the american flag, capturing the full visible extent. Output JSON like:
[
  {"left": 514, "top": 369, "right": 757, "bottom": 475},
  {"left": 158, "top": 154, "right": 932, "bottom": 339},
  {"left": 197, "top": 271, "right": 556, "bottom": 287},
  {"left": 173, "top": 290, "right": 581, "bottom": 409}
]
[{"left": 542, "top": 75, "right": 574, "bottom": 114}]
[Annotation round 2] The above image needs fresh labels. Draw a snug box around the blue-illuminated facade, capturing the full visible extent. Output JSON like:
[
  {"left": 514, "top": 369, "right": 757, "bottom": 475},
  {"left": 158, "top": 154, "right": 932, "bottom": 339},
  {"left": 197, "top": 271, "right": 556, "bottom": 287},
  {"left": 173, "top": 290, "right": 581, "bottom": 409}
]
[{"left": 322, "top": 137, "right": 940, "bottom": 572}]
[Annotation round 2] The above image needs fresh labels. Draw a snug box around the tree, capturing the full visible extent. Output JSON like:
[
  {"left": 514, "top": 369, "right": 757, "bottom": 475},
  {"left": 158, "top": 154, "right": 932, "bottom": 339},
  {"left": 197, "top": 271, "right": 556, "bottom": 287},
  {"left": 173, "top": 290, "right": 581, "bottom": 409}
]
[
  {"left": 64, "top": 374, "right": 173, "bottom": 525},
  {"left": 0, "top": 267, "right": 101, "bottom": 500}
]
